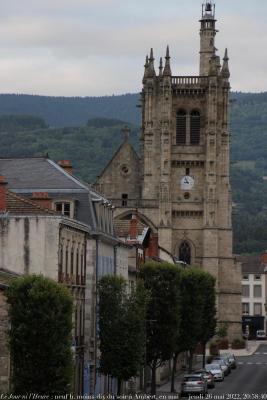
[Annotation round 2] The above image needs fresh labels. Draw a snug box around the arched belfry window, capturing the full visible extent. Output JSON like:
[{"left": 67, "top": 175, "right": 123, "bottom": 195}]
[
  {"left": 190, "top": 110, "right": 200, "bottom": 145},
  {"left": 176, "top": 109, "right": 187, "bottom": 145},
  {"left": 179, "top": 241, "right": 191, "bottom": 265}
]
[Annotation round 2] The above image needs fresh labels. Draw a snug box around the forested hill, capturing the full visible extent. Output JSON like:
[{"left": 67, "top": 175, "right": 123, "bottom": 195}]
[
  {"left": 0, "top": 91, "right": 267, "bottom": 254},
  {"left": 0, "top": 94, "right": 140, "bottom": 127}
]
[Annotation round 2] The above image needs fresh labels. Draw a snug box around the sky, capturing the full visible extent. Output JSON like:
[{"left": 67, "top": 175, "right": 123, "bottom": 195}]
[{"left": 1, "top": 0, "right": 267, "bottom": 96}]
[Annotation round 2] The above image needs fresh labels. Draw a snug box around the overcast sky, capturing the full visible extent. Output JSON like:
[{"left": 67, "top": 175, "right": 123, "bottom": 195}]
[{"left": 1, "top": 0, "right": 266, "bottom": 96}]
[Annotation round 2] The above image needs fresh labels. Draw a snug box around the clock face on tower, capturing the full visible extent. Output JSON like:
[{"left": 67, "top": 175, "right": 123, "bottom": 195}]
[{"left": 180, "top": 175, "right": 195, "bottom": 190}]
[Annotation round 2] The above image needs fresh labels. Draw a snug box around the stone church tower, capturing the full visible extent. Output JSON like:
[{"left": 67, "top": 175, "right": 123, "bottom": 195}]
[{"left": 95, "top": 1, "right": 241, "bottom": 336}]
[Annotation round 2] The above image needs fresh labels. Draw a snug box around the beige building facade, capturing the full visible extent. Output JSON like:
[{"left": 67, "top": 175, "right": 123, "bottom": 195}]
[{"left": 95, "top": 1, "right": 242, "bottom": 337}]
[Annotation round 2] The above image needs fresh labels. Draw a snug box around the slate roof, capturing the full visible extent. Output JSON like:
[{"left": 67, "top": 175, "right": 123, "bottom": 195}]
[
  {"left": 237, "top": 255, "right": 266, "bottom": 274},
  {"left": 0, "top": 157, "right": 95, "bottom": 228},
  {"left": 6, "top": 190, "right": 55, "bottom": 215},
  {"left": 0, "top": 158, "right": 87, "bottom": 191}
]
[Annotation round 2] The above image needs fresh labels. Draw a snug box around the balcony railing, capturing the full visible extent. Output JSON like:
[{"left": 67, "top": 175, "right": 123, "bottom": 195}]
[{"left": 172, "top": 76, "right": 208, "bottom": 87}]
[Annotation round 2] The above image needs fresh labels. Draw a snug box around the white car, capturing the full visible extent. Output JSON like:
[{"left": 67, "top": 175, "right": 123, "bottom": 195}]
[
  {"left": 205, "top": 363, "right": 224, "bottom": 381},
  {"left": 256, "top": 330, "right": 266, "bottom": 340}
]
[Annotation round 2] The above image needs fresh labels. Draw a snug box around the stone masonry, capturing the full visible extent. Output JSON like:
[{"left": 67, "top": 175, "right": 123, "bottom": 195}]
[{"left": 95, "top": 1, "right": 242, "bottom": 338}]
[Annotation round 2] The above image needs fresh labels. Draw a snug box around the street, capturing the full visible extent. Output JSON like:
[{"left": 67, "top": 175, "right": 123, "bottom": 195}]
[{"left": 210, "top": 344, "right": 267, "bottom": 395}]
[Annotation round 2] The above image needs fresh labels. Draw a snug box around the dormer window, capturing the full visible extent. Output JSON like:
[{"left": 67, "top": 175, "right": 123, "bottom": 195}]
[{"left": 54, "top": 200, "right": 74, "bottom": 218}]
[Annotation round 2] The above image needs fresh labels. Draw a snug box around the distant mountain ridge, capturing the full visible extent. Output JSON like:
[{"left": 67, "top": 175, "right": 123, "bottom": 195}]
[{"left": 0, "top": 93, "right": 140, "bottom": 127}]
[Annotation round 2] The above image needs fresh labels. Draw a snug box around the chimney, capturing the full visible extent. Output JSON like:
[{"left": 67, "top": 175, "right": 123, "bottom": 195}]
[
  {"left": 58, "top": 160, "right": 73, "bottom": 175},
  {"left": 129, "top": 214, "right": 138, "bottom": 240},
  {"left": 32, "top": 192, "right": 52, "bottom": 209},
  {"left": 0, "top": 175, "right": 7, "bottom": 212},
  {"left": 146, "top": 234, "right": 159, "bottom": 258},
  {"left": 261, "top": 251, "right": 267, "bottom": 265}
]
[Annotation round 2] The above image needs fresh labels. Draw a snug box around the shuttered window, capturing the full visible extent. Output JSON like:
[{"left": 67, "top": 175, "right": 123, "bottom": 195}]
[
  {"left": 176, "top": 110, "right": 187, "bottom": 144},
  {"left": 190, "top": 110, "right": 200, "bottom": 144}
]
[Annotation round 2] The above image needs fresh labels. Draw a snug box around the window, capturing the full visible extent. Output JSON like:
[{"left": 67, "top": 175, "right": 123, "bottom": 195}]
[
  {"left": 242, "top": 274, "right": 249, "bottom": 280},
  {"left": 179, "top": 241, "right": 191, "bottom": 265},
  {"left": 54, "top": 201, "right": 74, "bottom": 218},
  {"left": 254, "top": 285, "right": 262, "bottom": 298},
  {"left": 242, "top": 303, "right": 249, "bottom": 315},
  {"left": 190, "top": 110, "right": 200, "bottom": 145},
  {"left": 121, "top": 193, "right": 128, "bottom": 207},
  {"left": 254, "top": 274, "right": 261, "bottom": 281},
  {"left": 254, "top": 303, "right": 262, "bottom": 316},
  {"left": 176, "top": 110, "right": 187, "bottom": 144},
  {"left": 242, "top": 285, "right": 250, "bottom": 297}
]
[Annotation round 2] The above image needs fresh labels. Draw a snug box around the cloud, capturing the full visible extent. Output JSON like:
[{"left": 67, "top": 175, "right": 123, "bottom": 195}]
[{"left": 0, "top": 1, "right": 266, "bottom": 95}]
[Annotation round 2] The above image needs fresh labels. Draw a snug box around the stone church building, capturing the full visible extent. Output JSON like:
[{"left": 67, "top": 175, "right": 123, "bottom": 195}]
[{"left": 95, "top": 1, "right": 241, "bottom": 336}]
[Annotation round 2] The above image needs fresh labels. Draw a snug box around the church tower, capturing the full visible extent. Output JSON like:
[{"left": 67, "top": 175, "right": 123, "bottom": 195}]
[{"left": 95, "top": 1, "right": 241, "bottom": 336}]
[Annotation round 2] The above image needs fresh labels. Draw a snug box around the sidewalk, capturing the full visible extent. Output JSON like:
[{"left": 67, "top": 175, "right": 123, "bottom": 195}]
[{"left": 218, "top": 340, "right": 259, "bottom": 357}]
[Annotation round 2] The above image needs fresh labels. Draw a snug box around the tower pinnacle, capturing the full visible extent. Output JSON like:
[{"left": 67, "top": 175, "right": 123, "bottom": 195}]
[
  {"left": 147, "top": 48, "right": 156, "bottom": 78},
  {"left": 221, "top": 48, "right": 230, "bottom": 79},
  {"left": 163, "top": 45, "right": 172, "bottom": 76},
  {"left": 199, "top": 1, "right": 217, "bottom": 76}
]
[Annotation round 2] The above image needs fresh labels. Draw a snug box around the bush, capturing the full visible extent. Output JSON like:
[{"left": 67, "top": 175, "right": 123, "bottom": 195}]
[
  {"left": 7, "top": 275, "right": 73, "bottom": 395},
  {"left": 217, "top": 338, "right": 229, "bottom": 350},
  {"left": 231, "top": 338, "right": 246, "bottom": 349},
  {"left": 216, "top": 323, "right": 228, "bottom": 338}
]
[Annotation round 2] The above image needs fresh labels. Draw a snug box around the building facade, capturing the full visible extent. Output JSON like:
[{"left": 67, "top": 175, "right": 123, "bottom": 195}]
[
  {"left": 239, "top": 254, "right": 267, "bottom": 338},
  {"left": 0, "top": 159, "right": 129, "bottom": 395},
  {"left": 95, "top": 1, "right": 241, "bottom": 336}
]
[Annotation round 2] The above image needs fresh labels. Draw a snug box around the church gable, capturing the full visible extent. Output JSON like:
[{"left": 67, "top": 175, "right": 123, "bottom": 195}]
[{"left": 95, "top": 140, "right": 140, "bottom": 203}]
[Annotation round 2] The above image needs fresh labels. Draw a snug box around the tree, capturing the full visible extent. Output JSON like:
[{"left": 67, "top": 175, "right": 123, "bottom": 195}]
[
  {"left": 139, "top": 261, "right": 182, "bottom": 395},
  {"left": 98, "top": 275, "right": 147, "bottom": 395},
  {"left": 170, "top": 268, "right": 216, "bottom": 392},
  {"left": 7, "top": 274, "right": 73, "bottom": 395},
  {"left": 199, "top": 273, "right": 217, "bottom": 367}
]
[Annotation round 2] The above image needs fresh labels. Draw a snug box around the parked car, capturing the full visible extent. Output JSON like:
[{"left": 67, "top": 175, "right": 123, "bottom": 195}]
[
  {"left": 205, "top": 363, "right": 224, "bottom": 381},
  {"left": 256, "top": 330, "right": 266, "bottom": 340},
  {"left": 212, "top": 357, "right": 231, "bottom": 376},
  {"left": 220, "top": 352, "right": 237, "bottom": 369},
  {"left": 193, "top": 369, "right": 215, "bottom": 388},
  {"left": 180, "top": 373, "right": 208, "bottom": 396}
]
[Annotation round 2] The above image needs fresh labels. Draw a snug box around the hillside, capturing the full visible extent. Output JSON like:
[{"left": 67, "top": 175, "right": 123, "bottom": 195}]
[
  {"left": 0, "top": 91, "right": 267, "bottom": 254},
  {"left": 0, "top": 94, "right": 140, "bottom": 127}
]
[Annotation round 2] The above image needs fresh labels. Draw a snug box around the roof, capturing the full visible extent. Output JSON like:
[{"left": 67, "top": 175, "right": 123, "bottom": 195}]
[
  {"left": 0, "top": 158, "right": 88, "bottom": 191},
  {"left": 6, "top": 190, "right": 55, "bottom": 215},
  {"left": 237, "top": 255, "right": 266, "bottom": 274},
  {"left": 114, "top": 219, "right": 147, "bottom": 237}
]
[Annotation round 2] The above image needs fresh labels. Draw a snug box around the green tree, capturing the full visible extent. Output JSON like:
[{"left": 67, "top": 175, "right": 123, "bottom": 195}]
[
  {"left": 7, "top": 274, "right": 73, "bottom": 395},
  {"left": 139, "top": 261, "right": 182, "bottom": 395},
  {"left": 98, "top": 275, "right": 147, "bottom": 395},
  {"left": 199, "top": 273, "right": 217, "bottom": 367},
  {"left": 170, "top": 268, "right": 216, "bottom": 391}
]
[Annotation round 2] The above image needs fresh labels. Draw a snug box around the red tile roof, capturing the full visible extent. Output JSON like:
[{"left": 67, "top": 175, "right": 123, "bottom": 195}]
[
  {"left": 6, "top": 190, "right": 55, "bottom": 215},
  {"left": 114, "top": 219, "right": 147, "bottom": 238}
]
